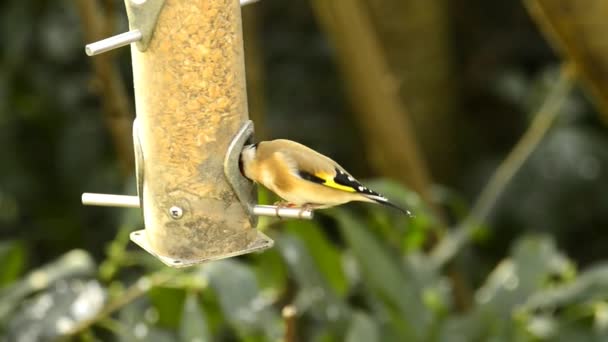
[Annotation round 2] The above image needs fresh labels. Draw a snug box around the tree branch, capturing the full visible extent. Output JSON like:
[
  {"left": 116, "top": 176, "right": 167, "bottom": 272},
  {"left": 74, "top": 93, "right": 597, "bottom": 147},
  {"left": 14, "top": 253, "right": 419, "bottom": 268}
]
[
  {"left": 74, "top": 0, "right": 135, "bottom": 176},
  {"left": 282, "top": 305, "right": 297, "bottom": 342}
]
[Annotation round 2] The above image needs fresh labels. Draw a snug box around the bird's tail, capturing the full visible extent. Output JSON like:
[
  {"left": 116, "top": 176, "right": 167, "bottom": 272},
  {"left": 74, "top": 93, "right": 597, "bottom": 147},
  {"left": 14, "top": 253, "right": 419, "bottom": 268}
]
[{"left": 363, "top": 194, "right": 413, "bottom": 217}]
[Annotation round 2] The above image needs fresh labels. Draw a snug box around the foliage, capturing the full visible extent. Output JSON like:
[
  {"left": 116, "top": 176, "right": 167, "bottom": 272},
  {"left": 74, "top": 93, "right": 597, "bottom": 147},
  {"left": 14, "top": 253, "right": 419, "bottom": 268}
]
[
  {"left": 0, "top": 181, "right": 607, "bottom": 341},
  {"left": 2, "top": 0, "right": 608, "bottom": 341}
]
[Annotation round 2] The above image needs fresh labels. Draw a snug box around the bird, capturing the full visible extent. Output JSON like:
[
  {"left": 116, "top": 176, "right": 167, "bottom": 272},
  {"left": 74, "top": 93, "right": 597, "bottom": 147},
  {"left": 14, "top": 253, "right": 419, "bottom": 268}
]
[{"left": 239, "top": 139, "right": 412, "bottom": 216}]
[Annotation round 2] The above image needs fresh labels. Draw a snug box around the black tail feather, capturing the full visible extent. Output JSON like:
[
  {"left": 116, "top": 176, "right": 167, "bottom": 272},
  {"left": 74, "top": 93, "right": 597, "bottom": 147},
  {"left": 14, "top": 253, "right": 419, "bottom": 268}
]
[{"left": 370, "top": 197, "right": 413, "bottom": 217}]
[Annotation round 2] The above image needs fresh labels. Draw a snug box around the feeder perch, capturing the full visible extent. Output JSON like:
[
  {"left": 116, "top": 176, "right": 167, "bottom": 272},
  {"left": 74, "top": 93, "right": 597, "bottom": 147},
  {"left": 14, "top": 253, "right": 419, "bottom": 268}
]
[
  {"left": 81, "top": 0, "right": 312, "bottom": 268},
  {"left": 85, "top": 0, "right": 260, "bottom": 56}
]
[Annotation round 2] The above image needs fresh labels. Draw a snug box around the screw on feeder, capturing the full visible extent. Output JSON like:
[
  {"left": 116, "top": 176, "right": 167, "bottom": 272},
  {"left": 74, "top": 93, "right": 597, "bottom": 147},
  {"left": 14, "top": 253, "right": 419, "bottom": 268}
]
[{"left": 169, "top": 206, "right": 183, "bottom": 219}]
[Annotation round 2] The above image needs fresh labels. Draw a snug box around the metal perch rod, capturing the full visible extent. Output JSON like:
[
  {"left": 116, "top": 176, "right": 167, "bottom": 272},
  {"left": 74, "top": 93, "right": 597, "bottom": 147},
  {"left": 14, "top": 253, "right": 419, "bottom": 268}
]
[
  {"left": 85, "top": 30, "right": 143, "bottom": 56},
  {"left": 81, "top": 193, "right": 140, "bottom": 208},
  {"left": 251, "top": 205, "right": 314, "bottom": 219},
  {"left": 81, "top": 193, "right": 314, "bottom": 219}
]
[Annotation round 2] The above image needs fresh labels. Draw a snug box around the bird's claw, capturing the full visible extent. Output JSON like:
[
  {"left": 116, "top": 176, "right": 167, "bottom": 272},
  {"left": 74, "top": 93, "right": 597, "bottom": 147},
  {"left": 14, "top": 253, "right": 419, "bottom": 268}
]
[
  {"left": 298, "top": 204, "right": 313, "bottom": 219},
  {"left": 272, "top": 202, "right": 312, "bottom": 219}
]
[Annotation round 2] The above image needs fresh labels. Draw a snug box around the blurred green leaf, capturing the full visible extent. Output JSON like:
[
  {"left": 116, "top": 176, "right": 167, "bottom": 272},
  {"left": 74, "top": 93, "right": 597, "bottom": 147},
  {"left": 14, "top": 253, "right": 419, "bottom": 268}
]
[
  {"left": 284, "top": 220, "right": 349, "bottom": 297},
  {"left": 402, "top": 218, "right": 427, "bottom": 252},
  {"left": 476, "top": 235, "right": 573, "bottom": 315},
  {"left": 0, "top": 249, "right": 95, "bottom": 323},
  {"left": 437, "top": 315, "right": 479, "bottom": 342},
  {"left": 118, "top": 297, "right": 176, "bottom": 342},
  {"left": 310, "top": 329, "right": 339, "bottom": 342},
  {"left": 99, "top": 226, "right": 133, "bottom": 281},
  {"left": 522, "top": 313, "right": 558, "bottom": 341},
  {"left": 363, "top": 179, "right": 436, "bottom": 252},
  {"left": 199, "top": 284, "right": 224, "bottom": 339},
  {"left": 199, "top": 259, "right": 282, "bottom": 340},
  {"left": 332, "top": 209, "right": 430, "bottom": 339},
  {"left": 6, "top": 279, "right": 105, "bottom": 341},
  {"left": 345, "top": 311, "right": 379, "bottom": 342},
  {"left": 0, "top": 240, "right": 27, "bottom": 288},
  {"left": 521, "top": 262, "right": 608, "bottom": 312},
  {"left": 430, "top": 185, "right": 471, "bottom": 222},
  {"left": 439, "top": 235, "right": 575, "bottom": 341},
  {"left": 148, "top": 287, "right": 186, "bottom": 329},
  {"left": 250, "top": 247, "right": 288, "bottom": 295},
  {"left": 179, "top": 291, "right": 210, "bottom": 342},
  {"left": 277, "top": 235, "right": 348, "bottom": 324}
]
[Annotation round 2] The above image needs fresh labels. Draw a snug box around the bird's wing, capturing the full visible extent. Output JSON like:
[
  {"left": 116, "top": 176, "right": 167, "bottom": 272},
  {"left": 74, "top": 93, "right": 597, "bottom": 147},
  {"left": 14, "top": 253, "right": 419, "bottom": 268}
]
[
  {"left": 279, "top": 147, "right": 384, "bottom": 198},
  {"left": 298, "top": 167, "right": 356, "bottom": 193}
]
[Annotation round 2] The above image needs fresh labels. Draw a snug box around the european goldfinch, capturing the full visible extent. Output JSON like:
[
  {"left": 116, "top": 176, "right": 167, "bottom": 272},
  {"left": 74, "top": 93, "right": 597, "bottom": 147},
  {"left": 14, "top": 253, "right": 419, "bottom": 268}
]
[{"left": 239, "top": 139, "right": 411, "bottom": 216}]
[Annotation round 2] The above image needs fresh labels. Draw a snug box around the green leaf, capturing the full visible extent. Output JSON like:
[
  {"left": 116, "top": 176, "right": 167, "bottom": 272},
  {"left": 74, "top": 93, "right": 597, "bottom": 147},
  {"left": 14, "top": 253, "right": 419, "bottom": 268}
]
[
  {"left": 284, "top": 220, "right": 349, "bottom": 297},
  {"left": 0, "top": 240, "right": 27, "bottom": 288},
  {"left": 521, "top": 262, "right": 608, "bottom": 312},
  {"left": 402, "top": 218, "right": 428, "bottom": 252},
  {"left": 6, "top": 279, "right": 105, "bottom": 341},
  {"left": 250, "top": 247, "right": 288, "bottom": 294},
  {"left": 332, "top": 209, "right": 430, "bottom": 340},
  {"left": 148, "top": 287, "right": 186, "bottom": 329},
  {"left": 437, "top": 314, "right": 484, "bottom": 342},
  {"left": 476, "top": 234, "right": 573, "bottom": 315},
  {"left": 361, "top": 179, "right": 436, "bottom": 252},
  {"left": 118, "top": 297, "right": 177, "bottom": 342},
  {"left": 440, "top": 235, "right": 575, "bottom": 341},
  {"left": 311, "top": 329, "right": 339, "bottom": 342},
  {"left": 199, "top": 286, "right": 224, "bottom": 338},
  {"left": 198, "top": 259, "right": 282, "bottom": 340},
  {"left": 277, "top": 235, "right": 348, "bottom": 324},
  {"left": 345, "top": 311, "right": 379, "bottom": 342},
  {"left": 179, "top": 292, "right": 210, "bottom": 342},
  {"left": 0, "top": 249, "right": 95, "bottom": 323}
]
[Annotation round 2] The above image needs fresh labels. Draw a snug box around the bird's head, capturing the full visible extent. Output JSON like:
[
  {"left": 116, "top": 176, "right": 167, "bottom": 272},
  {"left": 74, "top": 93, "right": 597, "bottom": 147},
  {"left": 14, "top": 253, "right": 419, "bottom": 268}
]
[{"left": 239, "top": 142, "right": 259, "bottom": 178}]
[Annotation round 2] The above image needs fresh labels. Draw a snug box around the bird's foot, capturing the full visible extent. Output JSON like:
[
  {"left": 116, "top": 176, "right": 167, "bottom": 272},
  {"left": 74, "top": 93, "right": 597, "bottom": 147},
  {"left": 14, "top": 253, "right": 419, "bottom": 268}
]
[
  {"left": 298, "top": 204, "right": 314, "bottom": 219},
  {"left": 273, "top": 201, "right": 297, "bottom": 208},
  {"left": 271, "top": 202, "right": 313, "bottom": 219}
]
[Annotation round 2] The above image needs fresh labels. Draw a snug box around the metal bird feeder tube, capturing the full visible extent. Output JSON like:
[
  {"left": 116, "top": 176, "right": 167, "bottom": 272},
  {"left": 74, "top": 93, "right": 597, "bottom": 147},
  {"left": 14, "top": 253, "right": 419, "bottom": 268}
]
[
  {"left": 127, "top": 0, "right": 273, "bottom": 266},
  {"left": 81, "top": 0, "right": 315, "bottom": 268}
]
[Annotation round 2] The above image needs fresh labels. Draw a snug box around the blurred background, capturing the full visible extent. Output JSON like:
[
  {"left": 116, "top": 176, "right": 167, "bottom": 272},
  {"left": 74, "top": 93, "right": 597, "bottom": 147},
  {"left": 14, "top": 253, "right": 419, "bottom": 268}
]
[{"left": 2, "top": 0, "right": 608, "bottom": 341}]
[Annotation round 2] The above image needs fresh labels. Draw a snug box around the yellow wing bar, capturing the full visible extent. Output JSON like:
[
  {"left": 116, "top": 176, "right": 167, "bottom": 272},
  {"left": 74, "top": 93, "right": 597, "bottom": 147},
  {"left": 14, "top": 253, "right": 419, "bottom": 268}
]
[{"left": 315, "top": 172, "right": 356, "bottom": 192}]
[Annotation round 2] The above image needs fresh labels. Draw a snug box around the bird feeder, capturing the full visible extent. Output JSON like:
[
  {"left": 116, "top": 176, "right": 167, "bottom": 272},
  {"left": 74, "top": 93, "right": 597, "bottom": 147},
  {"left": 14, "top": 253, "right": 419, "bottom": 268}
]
[{"left": 81, "top": 0, "right": 312, "bottom": 268}]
